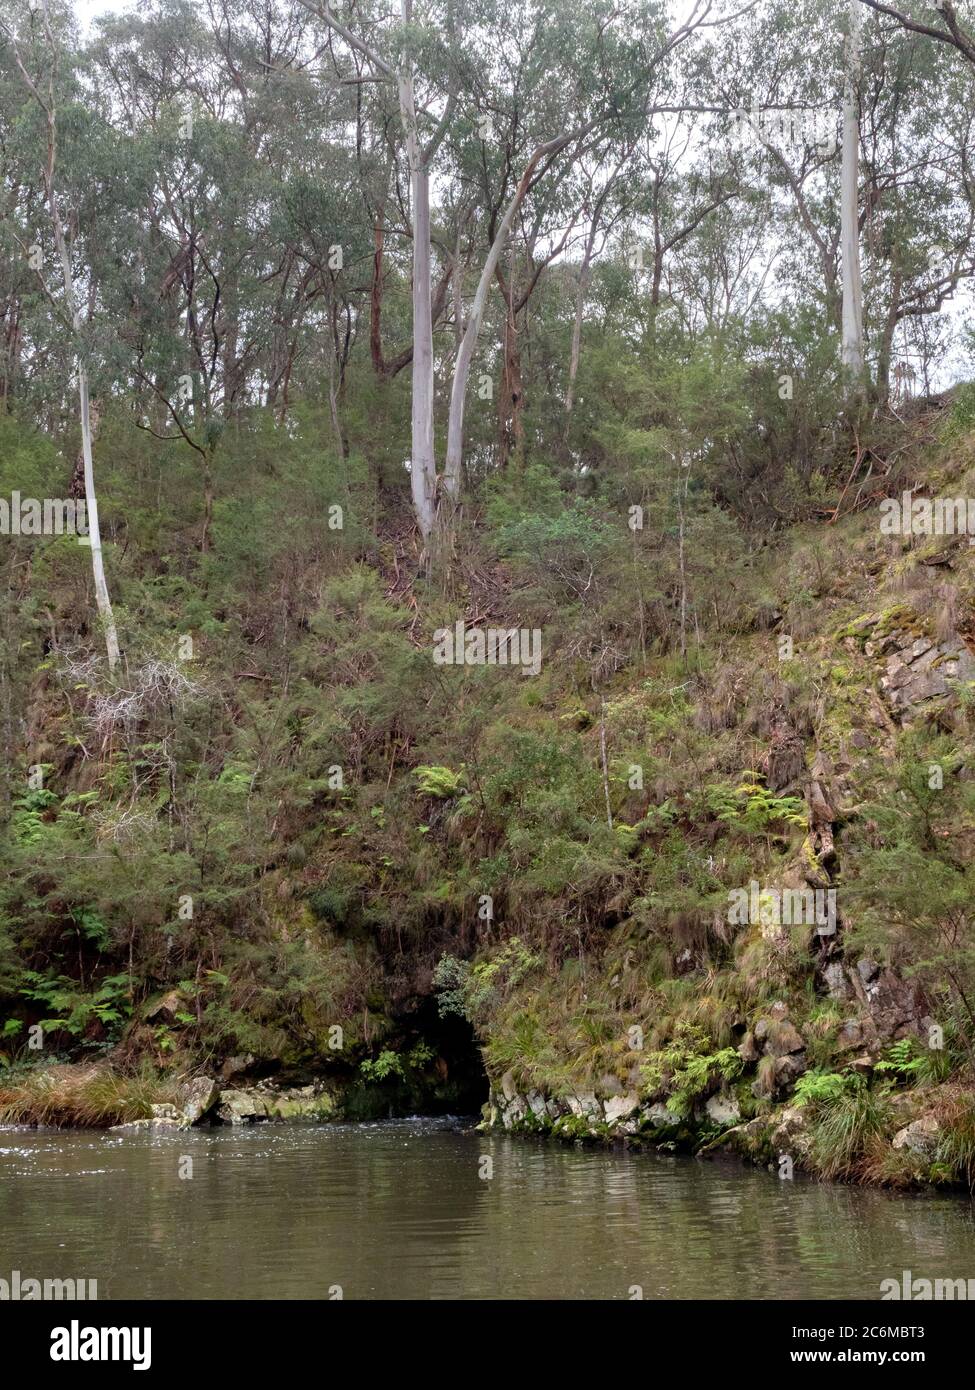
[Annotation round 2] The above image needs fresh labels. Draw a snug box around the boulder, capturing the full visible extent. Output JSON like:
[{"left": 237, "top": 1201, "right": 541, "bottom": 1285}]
[
  {"left": 110, "top": 1117, "right": 182, "bottom": 1132},
  {"left": 216, "top": 1089, "right": 268, "bottom": 1124},
  {"left": 219, "top": 1054, "right": 256, "bottom": 1083},
  {"left": 704, "top": 1092, "right": 741, "bottom": 1127},
  {"left": 566, "top": 1091, "right": 601, "bottom": 1120},
  {"left": 264, "top": 1090, "right": 335, "bottom": 1122},
  {"left": 773, "top": 1053, "right": 808, "bottom": 1087},
  {"left": 857, "top": 957, "right": 880, "bottom": 987},
  {"left": 765, "top": 1020, "right": 805, "bottom": 1057},
  {"left": 892, "top": 1115, "right": 940, "bottom": 1157},
  {"left": 770, "top": 1106, "right": 811, "bottom": 1158},
  {"left": 180, "top": 1076, "right": 220, "bottom": 1126},
  {"left": 144, "top": 990, "right": 186, "bottom": 1025},
  {"left": 642, "top": 1102, "right": 681, "bottom": 1128},
  {"left": 860, "top": 968, "right": 926, "bottom": 1043},
  {"left": 525, "top": 1090, "right": 550, "bottom": 1121},
  {"left": 822, "top": 961, "right": 851, "bottom": 999},
  {"left": 603, "top": 1092, "right": 640, "bottom": 1126}
]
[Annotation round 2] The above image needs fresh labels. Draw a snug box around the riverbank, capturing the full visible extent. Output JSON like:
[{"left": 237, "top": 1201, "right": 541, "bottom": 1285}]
[
  {"left": 486, "top": 1070, "right": 975, "bottom": 1190},
  {"left": 0, "top": 1064, "right": 337, "bottom": 1130},
  {"left": 3, "top": 1058, "right": 973, "bottom": 1193}
]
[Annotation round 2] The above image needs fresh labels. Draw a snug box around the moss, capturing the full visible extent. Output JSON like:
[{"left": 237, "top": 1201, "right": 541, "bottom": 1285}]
[{"left": 552, "top": 1113, "right": 603, "bottom": 1141}]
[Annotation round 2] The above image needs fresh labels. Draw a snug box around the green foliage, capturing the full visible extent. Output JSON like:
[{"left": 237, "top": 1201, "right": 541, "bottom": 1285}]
[
  {"left": 359, "top": 1049, "right": 405, "bottom": 1083},
  {"left": 640, "top": 1023, "right": 743, "bottom": 1118},
  {"left": 706, "top": 776, "right": 808, "bottom": 837},
  {"left": 414, "top": 765, "right": 466, "bottom": 799},
  {"left": 793, "top": 1068, "right": 861, "bottom": 1107},
  {"left": 434, "top": 938, "right": 541, "bottom": 1024},
  {"left": 18, "top": 971, "right": 132, "bottom": 1040},
  {"left": 804, "top": 1078, "right": 891, "bottom": 1181}
]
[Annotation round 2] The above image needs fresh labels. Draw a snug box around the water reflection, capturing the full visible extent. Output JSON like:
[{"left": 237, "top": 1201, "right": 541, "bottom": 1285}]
[{"left": 1, "top": 1118, "right": 972, "bottom": 1299}]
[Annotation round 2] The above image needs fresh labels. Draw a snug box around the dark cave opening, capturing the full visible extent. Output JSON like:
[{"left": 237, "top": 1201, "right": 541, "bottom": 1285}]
[{"left": 341, "top": 996, "right": 490, "bottom": 1121}]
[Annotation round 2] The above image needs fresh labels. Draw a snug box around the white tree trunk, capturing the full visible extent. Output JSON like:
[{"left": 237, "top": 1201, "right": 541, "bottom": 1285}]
[
  {"left": 443, "top": 210, "right": 515, "bottom": 500},
  {"left": 841, "top": 0, "right": 864, "bottom": 382},
  {"left": 564, "top": 226, "right": 596, "bottom": 427},
  {"left": 398, "top": 69, "right": 437, "bottom": 540},
  {"left": 50, "top": 170, "right": 121, "bottom": 672},
  {"left": 5, "top": 0, "right": 124, "bottom": 673},
  {"left": 443, "top": 139, "right": 566, "bottom": 499},
  {"left": 77, "top": 365, "right": 121, "bottom": 671}
]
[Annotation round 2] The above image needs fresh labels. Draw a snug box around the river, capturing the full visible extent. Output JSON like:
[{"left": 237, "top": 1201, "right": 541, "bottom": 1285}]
[{"left": 1, "top": 1116, "right": 973, "bottom": 1299}]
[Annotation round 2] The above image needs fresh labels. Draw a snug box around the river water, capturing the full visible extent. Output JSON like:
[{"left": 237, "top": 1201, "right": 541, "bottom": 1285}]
[{"left": 1, "top": 1116, "right": 973, "bottom": 1299}]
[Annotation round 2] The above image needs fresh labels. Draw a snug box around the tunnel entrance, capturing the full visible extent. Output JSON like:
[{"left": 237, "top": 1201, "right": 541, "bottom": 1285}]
[{"left": 341, "top": 997, "right": 489, "bottom": 1121}]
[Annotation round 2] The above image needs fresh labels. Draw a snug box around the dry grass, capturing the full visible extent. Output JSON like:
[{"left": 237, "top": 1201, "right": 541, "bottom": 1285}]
[{"left": 0, "top": 1063, "right": 179, "bottom": 1128}]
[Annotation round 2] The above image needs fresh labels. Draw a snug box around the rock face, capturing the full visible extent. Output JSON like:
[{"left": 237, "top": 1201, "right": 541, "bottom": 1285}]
[
  {"left": 892, "top": 1115, "right": 940, "bottom": 1157},
  {"left": 489, "top": 1078, "right": 689, "bottom": 1137},
  {"left": 864, "top": 618, "right": 975, "bottom": 718},
  {"left": 704, "top": 1092, "right": 741, "bottom": 1127},
  {"left": 219, "top": 1054, "right": 256, "bottom": 1084},
  {"left": 108, "top": 1076, "right": 339, "bottom": 1131},
  {"left": 180, "top": 1076, "right": 219, "bottom": 1126},
  {"left": 216, "top": 1089, "right": 269, "bottom": 1124},
  {"left": 604, "top": 1092, "right": 640, "bottom": 1127},
  {"left": 816, "top": 956, "right": 926, "bottom": 1047}
]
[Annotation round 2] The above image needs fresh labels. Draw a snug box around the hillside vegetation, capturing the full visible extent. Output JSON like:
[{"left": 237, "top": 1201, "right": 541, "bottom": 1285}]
[{"left": 3, "top": 0, "right": 975, "bottom": 1186}]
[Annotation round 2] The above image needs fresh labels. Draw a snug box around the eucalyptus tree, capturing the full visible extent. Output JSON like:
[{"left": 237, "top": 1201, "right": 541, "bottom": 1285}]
[
  {"left": 296, "top": 0, "right": 731, "bottom": 552},
  {"left": 0, "top": 0, "right": 121, "bottom": 671},
  {"left": 856, "top": 11, "right": 975, "bottom": 397},
  {"left": 86, "top": 0, "right": 344, "bottom": 545},
  {"left": 708, "top": 0, "right": 975, "bottom": 402},
  {"left": 295, "top": 0, "right": 459, "bottom": 544},
  {"left": 859, "top": 0, "right": 975, "bottom": 66},
  {"left": 841, "top": 0, "right": 865, "bottom": 383},
  {"left": 440, "top": 0, "right": 723, "bottom": 506}
]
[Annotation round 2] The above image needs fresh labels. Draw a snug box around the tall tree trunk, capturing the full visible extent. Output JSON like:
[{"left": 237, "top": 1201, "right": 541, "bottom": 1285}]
[
  {"left": 499, "top": 291, "right": 524, "bottom": 469},
  {"left": 841, "top": 0, "right": 865, "bottom": 385},
  {"left": 397, "top": 67, "right": 437, "bottom": 542},
  {"left": 77, "top": 366, "right": 121, "bottom": 671},
  {"left": 443, "top": 135, "right": 569, "bottom": 501},
  {"left": 6, "top": 0, "right": 122, "bottom": 671},
  {"left": 326, "top": 311, "right": 345, "bottom": 460},
  {"left": 51, "top": 179, "right": 120, "bottom": 672},
  {"left": 452, "top": 223, "right": 464, "bottom": 351},
  {"left": 564, "top": 234, "right": 594, "bottom": 429},
  {"left": 676, "top": 450, "right": 689, "bottom": 664},
  {"left": 877, "top": 266, "right": 902, "bottom": 404},
  {"left": 370, "top": 216, "right": 386, "bottom": 378}
]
